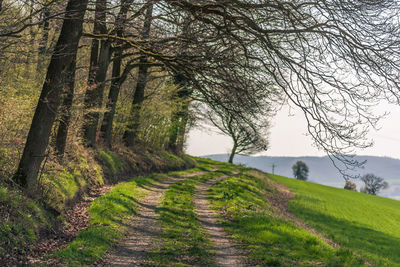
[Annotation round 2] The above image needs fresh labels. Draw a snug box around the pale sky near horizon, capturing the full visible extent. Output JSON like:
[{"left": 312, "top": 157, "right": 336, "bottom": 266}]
[{"left": 186, "top": 102, "right": 400, "bottom": 160}]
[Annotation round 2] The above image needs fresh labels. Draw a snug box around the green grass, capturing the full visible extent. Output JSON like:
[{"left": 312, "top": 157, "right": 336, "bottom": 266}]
[
  {"left": 0, "top": 185, "right": 51, "bottom": 259},
  {"left": 41, "top": 155, "right": 104, "bottom": 213},
  {"left": 150, "top": 159, "right": 237, "bottom": 266},
  {"left": 208, "top": 170, "right": 365, "bottom": 266},
  {"left": 53, "top": 172, "right": 168, "bottom": 265},
  {"left": 271, "top": 174, "right": 400, "bottom": 266},
  {"left": 98, "top": 150, "right": 124, "bottom": 179},
  {"left": 52, "top": 158, "right": 212, "bottom": 266}
]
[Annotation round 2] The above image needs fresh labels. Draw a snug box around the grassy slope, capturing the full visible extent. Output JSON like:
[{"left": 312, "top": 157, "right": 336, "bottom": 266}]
[
  {"left": 271, "top": 174, "right": 400, "bottom": 266},
  {"left": 208, "top": 170, "right": 363, "bottom": 266}
]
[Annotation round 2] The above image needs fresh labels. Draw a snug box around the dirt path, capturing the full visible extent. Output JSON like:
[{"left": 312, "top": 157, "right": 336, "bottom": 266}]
[
  {"left": 194, "top": 172, "right": 247, "bottom": 267},
  {"left": 97, "top": 171, "right": 208, "bottom": 266}
]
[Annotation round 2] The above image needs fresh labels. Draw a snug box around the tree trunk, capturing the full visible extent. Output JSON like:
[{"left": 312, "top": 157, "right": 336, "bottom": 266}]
[
  {"left": 83, "top": 40, "right": 111, "bottom": 147},
  {"left": 55, "top": 56, "right": 77, "bottom": 157},
  {"left": 122, "top": 57, "right": 149, "bottom": 147},
  {"left": 122, "top": 2, "right": 153, "bottom": 147},
  {"left": 228, "top": 143, "right": 237, "bottom": 163},
  {"left": 98, "top": 0, "right": 134, "bottom": 148},
  {"left": 14, "top": 0, "right": 88, "bottom": 191},
  {"left": 175, "top": 102, "right": 190, "bottom": 154},
  {"left": 0, "top": 0, "right": 3, "bottom": 11},
  {"left": 82, "top": 0, "right": 108, "bottom": 147},
  {"left": 168, "top": 74, "right": 192, "bottom": 154}
]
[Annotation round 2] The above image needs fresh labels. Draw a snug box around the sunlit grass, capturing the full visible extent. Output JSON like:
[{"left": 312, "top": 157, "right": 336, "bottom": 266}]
[
  {"left": 208, "top": 171, "right": 365, "bottom": 266},
  {"left": 151, "top": 159, "right": 237, "bottom": 266},
  {"left": 53, "top": 172, "right": 167, "bottom": 265},
  {"left": 271, "top": 174, "right": 400, "bottom": 266}
]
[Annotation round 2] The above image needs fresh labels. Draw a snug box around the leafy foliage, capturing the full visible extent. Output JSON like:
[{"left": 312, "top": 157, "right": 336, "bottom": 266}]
[{"left": 292, "top": 161, "right": 309, "bottom": 181}]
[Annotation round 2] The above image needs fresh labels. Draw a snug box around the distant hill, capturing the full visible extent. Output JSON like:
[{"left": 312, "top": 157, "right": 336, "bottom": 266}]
[{"left": 204, "top": 154, "right": 400, "bottom": 200}]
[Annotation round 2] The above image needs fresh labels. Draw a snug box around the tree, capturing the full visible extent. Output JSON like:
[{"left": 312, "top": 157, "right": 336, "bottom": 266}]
[
  {"left": 205, "top": 104, "right": 269, "bottom": 163},
  {"left": 292, "top": 161, "right": 309, "bottom": 181},
  {"left": 13, "top": 0, "right": 89, "bottom": 191},
  {"left": 83, "top": 0, "right": 110, "bottom": 147},
  {"left": 344, "top": 180, "right": 357, "bottom": 191},
  {"left": 122, "top": 1, "right": 154, "bottom": 148},
  {"left": 156, "top": 0, "right": 400, "bottom": 176},
  {"left": 360, "top": 173, "right": 389, "bottom": 195}
]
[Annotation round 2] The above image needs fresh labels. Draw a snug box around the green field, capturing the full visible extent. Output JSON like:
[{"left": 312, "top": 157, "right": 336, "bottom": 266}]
[
  {"left": 271, "top": 174, "right": 400, "bottom": 266},
  {"left": 208, "top": 170, "right": 364, "bottom": 266}
]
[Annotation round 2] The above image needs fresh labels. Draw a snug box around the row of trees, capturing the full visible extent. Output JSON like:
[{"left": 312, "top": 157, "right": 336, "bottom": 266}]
[{"left": 2, "top": 0, "right": 400, "bottom": 193}]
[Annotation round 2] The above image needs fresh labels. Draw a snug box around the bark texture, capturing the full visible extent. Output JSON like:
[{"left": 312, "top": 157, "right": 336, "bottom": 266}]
[
  {"left": 55, "top": 57, "right": 77, "bottom": 157},
  {"left": 14, "top": 0, "right": 88, "bottom": 190},
  {"left": 83, "top": 0, "right": 109, "bottom": 147}
]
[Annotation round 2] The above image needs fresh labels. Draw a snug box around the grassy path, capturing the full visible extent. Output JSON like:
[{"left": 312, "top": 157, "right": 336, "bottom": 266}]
[
  {"left": 97, "top": 171, "right": 209, "bottom": 266},
  {"left": 194, "top": 172, "right": 246, "bottom": 267}
]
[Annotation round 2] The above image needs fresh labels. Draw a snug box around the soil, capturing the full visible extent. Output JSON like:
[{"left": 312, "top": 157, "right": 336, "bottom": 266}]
[
  {"left": 194, "top": 172, "right": 247, "bottom": 267},
  {"left": 96, "top": 171, "right": 209, "bottom": 266}
]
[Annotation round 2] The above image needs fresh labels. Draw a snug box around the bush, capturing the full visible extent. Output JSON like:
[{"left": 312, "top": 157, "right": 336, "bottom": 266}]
[{"left": 344, "top": 180, "right": 357, "bottom": 191}]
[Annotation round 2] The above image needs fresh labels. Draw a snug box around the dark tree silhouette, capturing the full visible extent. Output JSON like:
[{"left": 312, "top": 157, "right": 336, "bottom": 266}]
[{"left": 292, "top": 161, "right": 309, "bottom": 181}]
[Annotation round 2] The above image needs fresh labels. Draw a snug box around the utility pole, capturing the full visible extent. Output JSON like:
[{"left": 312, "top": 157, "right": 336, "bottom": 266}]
[{"left": 272, "top": 163, "right": 276, "bottom": 174}]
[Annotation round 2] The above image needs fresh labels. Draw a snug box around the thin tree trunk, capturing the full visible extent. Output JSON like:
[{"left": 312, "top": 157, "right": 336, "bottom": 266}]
[
  {"left": 122, "top": 56, "right": 149, "bottom": 147},
  {"left": 168, "top": 75, "right": 192, "bottom": 154},
  {"left": 83, "top": 40, "right": 111, "bottom": 147},
  {"left": 168, "top": 113, "right": 180, "bottom": 153},
  {"left": 0, "top": 0, "right": 4, "bottom": 12},
  {"left": 98, "top": 0, "right": 133, "bottom": 148},
  {"left": 55, "top": 56, "right": 77, "bottom": 157},
  {"left": 228, "top": 143, "right": 237, "bottom": 163},
  {"left": 175, "top": 102, "right": 190, "bottom": 154},
  {"left": 122, "top": 2, "right": 153, "bottom": 147},
  {"left": 83, "top": 0, "right": 108, "bottom": 147},
  {"left": 14, "top": 0, "right": 88, "bottom": 191}
]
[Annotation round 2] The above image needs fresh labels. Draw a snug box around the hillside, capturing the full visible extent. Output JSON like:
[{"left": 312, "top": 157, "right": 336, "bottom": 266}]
[
  {"left": 29, "top": 158, "right": 400, "bottom": 266},
  {"left": 205, "top": 154, "right": 400, "bottom": 200}
]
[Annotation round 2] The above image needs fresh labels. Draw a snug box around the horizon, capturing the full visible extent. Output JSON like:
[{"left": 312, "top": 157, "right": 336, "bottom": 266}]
[{"left": 187, "top": 103, "right": 400, "bottom": 160}]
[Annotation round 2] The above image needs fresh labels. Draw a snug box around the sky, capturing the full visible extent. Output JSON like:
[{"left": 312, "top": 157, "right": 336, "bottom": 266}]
[{"left": 186, "top": 102, "right": 400, "bottom": 159}]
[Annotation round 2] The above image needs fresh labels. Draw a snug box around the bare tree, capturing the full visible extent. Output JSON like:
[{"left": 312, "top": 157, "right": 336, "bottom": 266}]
[
  {"left": 123, "top": 1, "right": 154, "bottom": 148},
  {"left": 360, "top": 173, "right": 389, "bottom": 195},
  {"left": 156, "top": 0, "right": 400, "bottom": 176},
  {"left": 205, "top": 104, "right": 269, "bottom": 163}
]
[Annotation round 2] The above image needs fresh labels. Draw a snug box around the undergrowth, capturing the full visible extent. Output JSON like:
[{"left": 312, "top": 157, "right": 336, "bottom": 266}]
[{"left": 0, "top": 185, "right": 52, "bottom": 261}]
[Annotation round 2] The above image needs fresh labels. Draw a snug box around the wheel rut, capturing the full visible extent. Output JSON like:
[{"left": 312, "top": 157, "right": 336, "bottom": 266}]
[
  {"left": 194, "top": 172, "right": 247, "bottom": 267},
  {"left": 97, "top": 171, "right": 208, "bottom": 266}
]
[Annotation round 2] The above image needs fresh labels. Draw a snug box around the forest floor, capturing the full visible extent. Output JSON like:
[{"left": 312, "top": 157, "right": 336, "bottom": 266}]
[{"left": 44, "top": 158, "right": 400, "bottom": 266}]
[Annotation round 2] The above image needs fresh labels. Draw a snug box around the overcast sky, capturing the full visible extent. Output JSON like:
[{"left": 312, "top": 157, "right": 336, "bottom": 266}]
[{"left": 186, "top": 102, "right": 400, "bottom": 159}]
